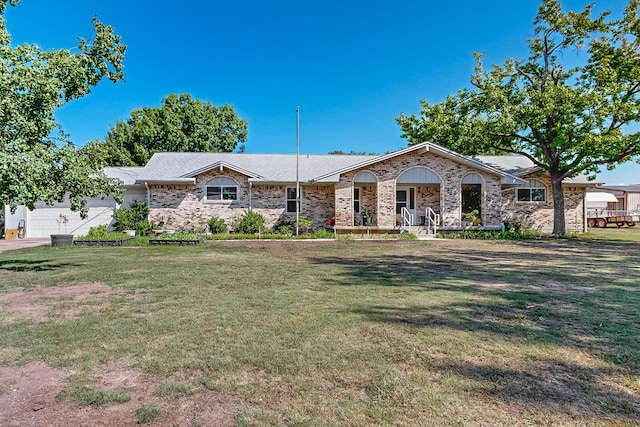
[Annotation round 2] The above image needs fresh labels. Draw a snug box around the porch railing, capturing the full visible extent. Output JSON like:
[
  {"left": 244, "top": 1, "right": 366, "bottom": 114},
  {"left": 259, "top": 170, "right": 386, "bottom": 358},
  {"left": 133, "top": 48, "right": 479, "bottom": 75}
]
[
  {"left": 426, "top": 208, "right": 440, "bottom": 235},
  {"left": 401, "top": 207, "right": 414, "bottom": 228}
]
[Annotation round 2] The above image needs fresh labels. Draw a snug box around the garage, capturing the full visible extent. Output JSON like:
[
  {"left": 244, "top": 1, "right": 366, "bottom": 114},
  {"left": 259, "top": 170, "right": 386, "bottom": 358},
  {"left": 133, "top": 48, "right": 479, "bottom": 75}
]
[{"left": 9, "top": 198, "right": 118, "bottom": 239}]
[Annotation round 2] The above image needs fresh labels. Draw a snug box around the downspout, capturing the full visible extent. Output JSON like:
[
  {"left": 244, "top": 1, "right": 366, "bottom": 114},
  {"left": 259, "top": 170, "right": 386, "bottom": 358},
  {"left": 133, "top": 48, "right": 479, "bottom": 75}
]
[
  {"left": 583, "top": 189, "right": 588, "bottom": 233},
  {"left": 145, "top": 182, "right": 151, "bottom": 222},
  {"left": 249, "top": 182, "right": 252, "bottom": 211}
]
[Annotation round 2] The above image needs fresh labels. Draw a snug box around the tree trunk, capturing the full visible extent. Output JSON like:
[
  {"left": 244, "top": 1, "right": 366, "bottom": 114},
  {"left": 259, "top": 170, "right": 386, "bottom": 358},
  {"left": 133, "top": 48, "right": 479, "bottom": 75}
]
[{"left": 550, "top": 172, "right": 566, "bottom": 237}]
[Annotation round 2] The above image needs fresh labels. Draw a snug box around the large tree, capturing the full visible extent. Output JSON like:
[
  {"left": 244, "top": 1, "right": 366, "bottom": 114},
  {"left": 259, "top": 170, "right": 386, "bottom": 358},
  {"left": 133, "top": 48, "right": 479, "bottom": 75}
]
[
  {"left": 396, "top": 0, "right": 640, "bottom": 236},
  {"left": 0, "top": 0, "right": 126, "bottom": 217},
  {"left": 85, "top": 93, "right": 248, "bottom": 166}
]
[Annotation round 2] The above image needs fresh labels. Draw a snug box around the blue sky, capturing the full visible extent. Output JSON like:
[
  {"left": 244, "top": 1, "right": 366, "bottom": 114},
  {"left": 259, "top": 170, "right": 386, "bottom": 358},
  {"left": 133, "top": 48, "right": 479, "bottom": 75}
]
[{"left": 6, "top": 0, "right": 639, "bottom": 184}]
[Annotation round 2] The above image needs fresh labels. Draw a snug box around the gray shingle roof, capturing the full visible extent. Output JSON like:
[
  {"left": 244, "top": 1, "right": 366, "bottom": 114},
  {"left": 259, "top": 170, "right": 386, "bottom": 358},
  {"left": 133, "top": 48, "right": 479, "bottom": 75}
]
[
  {"left": 107, "top": 146, "right": 598, "bottom": 187},
  {"left": 475, "top": 155, "right": 539, "bottom": 176},
  {"left": 104, "top": 167, "right": 145, "bottom": 186},
  {"left": 138, "top": 152, "right": 377, "bottom": 183},
  {"left": 601, "top": 185, "right": 640, "bottom": 192}
]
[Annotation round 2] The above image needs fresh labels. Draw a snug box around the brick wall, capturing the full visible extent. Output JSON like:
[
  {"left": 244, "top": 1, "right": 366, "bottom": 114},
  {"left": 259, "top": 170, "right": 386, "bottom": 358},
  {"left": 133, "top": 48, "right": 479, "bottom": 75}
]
[
  {"left": 148, "top": 168, "right": 334, "bottom": 231},
  {"left": 334, "top": 151, "right": 503, "bottom": 228},
  {"left": 500, "top": 173, "right": 586, "bottom": 232}
]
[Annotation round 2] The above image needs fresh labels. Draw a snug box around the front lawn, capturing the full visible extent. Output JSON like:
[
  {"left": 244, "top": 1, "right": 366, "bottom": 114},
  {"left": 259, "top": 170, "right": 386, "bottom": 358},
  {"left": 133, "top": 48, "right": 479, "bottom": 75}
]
[{"left": 0, "top": 239, "right": 638, "bottom": 425}]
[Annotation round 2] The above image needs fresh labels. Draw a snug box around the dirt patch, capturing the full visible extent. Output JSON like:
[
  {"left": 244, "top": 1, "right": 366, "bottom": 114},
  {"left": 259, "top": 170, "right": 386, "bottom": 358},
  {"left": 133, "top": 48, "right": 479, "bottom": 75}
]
[
  {"left": 0, "top": 359, "right": 252, "bottom": 427},
  {"left": 0, "top": 283, "right": 113, "bottom": 322},
  {"left": 0, "top": 361, "right": 66, "bottom": 427}
]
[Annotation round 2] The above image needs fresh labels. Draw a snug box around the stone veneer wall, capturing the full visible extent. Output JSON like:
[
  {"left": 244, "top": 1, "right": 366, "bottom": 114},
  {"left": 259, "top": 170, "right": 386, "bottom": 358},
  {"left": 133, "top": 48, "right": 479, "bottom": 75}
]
[
  {"left": 500, "top": 173, "right": 586, "bottom": 232},
  {"left": 334, "top": 151, "right": 503, "bottom": 228},
  {"left": 148, "top": 168, "right": 334, "bottom": 231}
]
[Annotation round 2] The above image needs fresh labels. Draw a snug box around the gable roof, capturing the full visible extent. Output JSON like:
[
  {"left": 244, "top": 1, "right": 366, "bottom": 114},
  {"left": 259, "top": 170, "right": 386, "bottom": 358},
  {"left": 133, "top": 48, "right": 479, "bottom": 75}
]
[
  {"left": 117, "top": 142, "right": 597, "bottom": 187},
  {"left": 310, "top": 142, "right": 525, "bottom": 185},
  {"left": 135, "top": 152, "right": 376, "bottom": 184}
]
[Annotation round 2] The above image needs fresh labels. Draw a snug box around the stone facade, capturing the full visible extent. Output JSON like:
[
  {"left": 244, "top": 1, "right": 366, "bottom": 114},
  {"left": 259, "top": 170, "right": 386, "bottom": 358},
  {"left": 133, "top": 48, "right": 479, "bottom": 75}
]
[
  {"left": 334, "top": 151, "right": 503, "bottom": 228},
  {"left": 148, "top": 167, "right": 335, "bottom": 231},
  {"left": 500, "top": 173, "right": 586, "bottom": 232},
  {"left": 146, "top": 153, "right": 586, "bottom": 233}
]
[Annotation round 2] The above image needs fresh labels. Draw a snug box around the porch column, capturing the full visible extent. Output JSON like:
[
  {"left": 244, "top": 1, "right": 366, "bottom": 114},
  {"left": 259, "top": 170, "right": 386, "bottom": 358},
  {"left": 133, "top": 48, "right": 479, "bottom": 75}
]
[
  {"left": 377, "top": 179, "right": 396, "bottom": 228},
  {"left": 334, "top": 178, "right": 352, "bottom": 226}
]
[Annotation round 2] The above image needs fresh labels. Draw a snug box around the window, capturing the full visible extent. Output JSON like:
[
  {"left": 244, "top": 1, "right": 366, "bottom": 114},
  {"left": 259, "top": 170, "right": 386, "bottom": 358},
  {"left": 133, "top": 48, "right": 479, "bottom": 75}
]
[
  {"left": 205, "top": 177, "right": 238, "bottom": 201},
  {"left": 354, "top": 188, "right": 361, "bottom": 213},
  {"left": 516, "top": 179, "right": 547, "bottom": 202},
  {"left": 286, "top": 187, "right": 300, "bottom": 213}
]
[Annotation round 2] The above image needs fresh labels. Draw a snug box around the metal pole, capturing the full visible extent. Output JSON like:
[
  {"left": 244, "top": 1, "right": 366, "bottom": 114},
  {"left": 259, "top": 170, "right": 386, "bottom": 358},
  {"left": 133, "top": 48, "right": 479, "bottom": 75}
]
[{"left": 296, "top": 106, "right": 300, "bottom": 236}]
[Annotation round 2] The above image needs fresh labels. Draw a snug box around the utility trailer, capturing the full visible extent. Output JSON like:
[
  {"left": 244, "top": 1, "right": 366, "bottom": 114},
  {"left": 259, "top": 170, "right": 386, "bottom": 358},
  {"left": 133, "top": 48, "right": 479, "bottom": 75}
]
[{"left": 587, "top": 209, "right": 639, "bottom": 228}]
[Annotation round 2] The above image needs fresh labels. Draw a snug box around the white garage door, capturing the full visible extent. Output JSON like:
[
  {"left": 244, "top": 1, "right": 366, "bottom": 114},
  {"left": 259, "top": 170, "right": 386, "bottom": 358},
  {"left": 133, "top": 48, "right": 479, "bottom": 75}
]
[{"left": 27, "top": 199, "right": 117, "bottom": 238}]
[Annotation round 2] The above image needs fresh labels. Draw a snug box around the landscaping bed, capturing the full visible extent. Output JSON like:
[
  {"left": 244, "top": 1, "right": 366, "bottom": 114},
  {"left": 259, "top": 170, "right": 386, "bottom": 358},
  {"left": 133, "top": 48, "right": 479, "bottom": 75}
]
[{"left": 73, "top": 237, "right": 134, "bottom": 246}]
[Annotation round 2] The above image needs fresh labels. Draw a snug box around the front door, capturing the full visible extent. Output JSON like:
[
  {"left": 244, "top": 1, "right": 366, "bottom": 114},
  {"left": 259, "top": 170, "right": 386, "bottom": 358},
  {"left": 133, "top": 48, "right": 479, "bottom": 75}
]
[{"left": 396, "top": 187, "right": 416, "bottom": 225}]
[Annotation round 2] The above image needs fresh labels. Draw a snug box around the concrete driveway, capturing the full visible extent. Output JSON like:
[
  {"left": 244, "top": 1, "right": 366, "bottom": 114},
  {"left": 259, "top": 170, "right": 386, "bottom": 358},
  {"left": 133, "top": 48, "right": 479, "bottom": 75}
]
[{"left": 0, "top": 238, "right": 50, "bottom": 253}]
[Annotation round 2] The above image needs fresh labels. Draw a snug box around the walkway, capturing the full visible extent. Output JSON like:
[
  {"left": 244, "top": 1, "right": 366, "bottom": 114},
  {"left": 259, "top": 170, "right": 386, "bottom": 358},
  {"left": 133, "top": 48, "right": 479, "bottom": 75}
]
[{"left": 0, "top": 238, "right": 50, "bottom": 253}]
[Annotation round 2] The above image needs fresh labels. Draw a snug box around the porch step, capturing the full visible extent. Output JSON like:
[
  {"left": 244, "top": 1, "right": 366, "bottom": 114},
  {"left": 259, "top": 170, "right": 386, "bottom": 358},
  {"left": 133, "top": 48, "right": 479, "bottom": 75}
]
[{"left": 405, "top": 226, "right": 437, "bottom": 239}]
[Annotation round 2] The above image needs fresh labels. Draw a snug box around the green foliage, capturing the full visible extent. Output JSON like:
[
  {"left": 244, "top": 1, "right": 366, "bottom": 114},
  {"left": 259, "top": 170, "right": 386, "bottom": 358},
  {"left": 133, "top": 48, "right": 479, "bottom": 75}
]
[
  {"left": 296, "top": 216, "right": 312, "bottom": 233},
  {"left": 443, "top": 230, "right": 541, "bottom": 240},
  {"left": 84, "top": 93, "right": 248, "bottom": 166},
  {"left": 503, "top": 219, "right": 524, "bottom": 232},
  {"left": 112, "top": 201, "right": 155, "bottom": 236},
  {"left": 0, "top": 2, "right": 126, "bottom": 218},
  {"left": 78, "top": 225, "right": 128, "bottom": 241},
  {"left": 273, "top": 219, "right": 295, "bottom": 235},
  {"left": 232, "top": 211, "right": 266, "bottom": 234},
  {"left": 124, "top": 236, "right": 150, "bottom": 246},
  {"left": 461, "top": 209, "right": 481, "bottom": 225},
  {"left": 207, "top": 216, "right": 227, "bottom": 234},
  {"left": 155, "top": 232, "right": 203, "bottom": 241},
  {"left": 61, "top": 385, "right": 131, "bottom": 407},
  {"left": 206, "top": 233, "right": 289, "bottom": 240},
  {"left": 135, "top": 403, "right": 163, "bottom": 424},
  {"left": 274, "top": 216, "right": 312, "bottom": 235},
  {"left": 309, "top": 228, "right": 335, "bottom": 239},
  {"left": 396, "top": 0, "right": 640, "bottom": 236}
]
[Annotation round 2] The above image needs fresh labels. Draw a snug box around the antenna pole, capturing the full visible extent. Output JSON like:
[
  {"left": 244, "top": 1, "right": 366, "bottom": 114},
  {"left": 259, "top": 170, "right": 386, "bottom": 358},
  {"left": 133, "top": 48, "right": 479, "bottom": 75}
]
[{"left": 296, "top": 106, "right": 300, "bottom": 236}]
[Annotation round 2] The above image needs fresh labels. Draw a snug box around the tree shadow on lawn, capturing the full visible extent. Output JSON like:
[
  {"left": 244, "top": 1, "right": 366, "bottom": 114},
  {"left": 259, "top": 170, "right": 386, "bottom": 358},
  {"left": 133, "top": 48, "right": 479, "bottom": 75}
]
[
  {"left": 0, "top": 259, "right": 80, "bottom": 272},
  {"left": 308, "top": 239, "right": 640, "bottom": 420}
]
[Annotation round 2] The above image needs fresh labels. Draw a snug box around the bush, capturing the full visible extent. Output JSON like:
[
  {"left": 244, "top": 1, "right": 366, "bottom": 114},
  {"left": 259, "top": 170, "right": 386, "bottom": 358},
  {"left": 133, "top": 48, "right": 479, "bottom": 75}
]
[
  {"left": 155, "top": 231, "right": 203, "bottom": 240},
  {"left": 232, "top": 211, "right": 265, "bottom": 234},
  {"left": 112, "top": 201, "right": 156, "bottom": 236},
  {"left": 442, "top": 230, "right": 540, "bottom": 240},
  {"left": 208, "top": 217, "right": 227, "bottom": 234},
  {"left": 78, "top": 225, "right": 128, "bottom": 241},
  {"left": 273, "top": 216, "right": 312, "bottom": 235},
  {"left": 310, "top": 228, "right": 335, "bottom": 239},
  {"left": 273, "top": 219, "right": 295, "bottom": 235}
]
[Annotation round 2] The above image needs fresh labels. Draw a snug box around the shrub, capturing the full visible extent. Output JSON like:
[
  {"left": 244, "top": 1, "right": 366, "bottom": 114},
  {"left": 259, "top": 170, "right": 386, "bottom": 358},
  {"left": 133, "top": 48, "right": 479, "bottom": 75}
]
[
  {"left": 112, "top": 201, "right": 156, "bottom": 236},
  {"left": 155, "top": 232, "right": 203, "bottom": 240},
  {"left": 310, "top": 228, "right": 335, "bottom": 239},
  {"left": 208, "top": 217, "right": 227, "bottom": 234},
  {"left": 273, "top": 219, "right": 295, "bottom": 235},
  {"left": 233, "top": 211, "right": 265, "bottom": 234},
  {"left": 274, "top": 216, "right": 312, "bottom": 235},
  {"left": 85, "top": 225, "right": 110, "bottom": 239},
  {"left": 78, "top": 226, "right": 128, "bottom": 241}
]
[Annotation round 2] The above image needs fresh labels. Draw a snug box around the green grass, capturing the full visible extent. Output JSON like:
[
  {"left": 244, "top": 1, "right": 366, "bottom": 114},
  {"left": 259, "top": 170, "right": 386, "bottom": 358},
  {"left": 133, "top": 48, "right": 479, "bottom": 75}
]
[
  {"left": 0, "top": 238, "right": 639, "bottom": 425},
  {"left": 136, "top": 402, "right": 164, "bottom": 424},
  {"left": 581, "top": 224, "right": 640, "bottom": 241}
]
